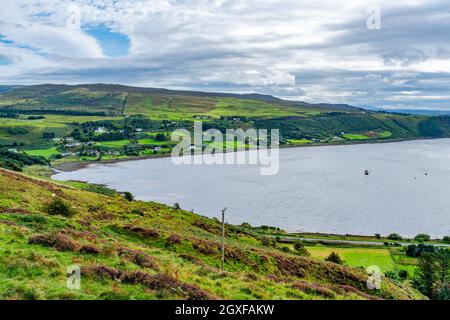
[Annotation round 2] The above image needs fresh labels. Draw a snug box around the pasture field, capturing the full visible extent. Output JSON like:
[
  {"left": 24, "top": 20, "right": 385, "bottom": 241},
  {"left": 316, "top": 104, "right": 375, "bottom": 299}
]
[
  {"left": 379, "top": 131, "right": 393, "bottom": 138},
  {"left": 124, "top": 95, "right": 323, "bottom": 120},
  {"left": 43, "top": 115, "right": 122, "bottom": 124},
  {"left": 24, "top": 147, "right": 60, "bottom": 159},
  {"left": 207, "top": 98, "right": 319, "bottom": 119},
  {"left": 343, "top": 133, "right": 371, "bottom": 140},
  {"left": 287, "top": 139, "right": 312, "bottom": 144},
  {"left": 138, "top": 138, "right": 170, "bottom": 145},
  {"left": 96, "top": 140, "right": 131, "bottom": 148},
  {"left": 305, "top": 246, "right": 397, "bottom": 272},
  {"left": 207, "top": 140, "right": 248, "bottom": 150},
  {"left": 125, "top": 95, "right": 216, "bottom": 120},
  {"left": 0, "top": 118, "right": 65, "bottom": 128}
]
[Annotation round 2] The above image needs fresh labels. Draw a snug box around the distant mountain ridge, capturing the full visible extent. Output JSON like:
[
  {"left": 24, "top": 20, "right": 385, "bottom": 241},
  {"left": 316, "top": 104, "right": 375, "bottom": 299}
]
[{"left": 0, "top": 83, "right": 362, "bottom": 113}]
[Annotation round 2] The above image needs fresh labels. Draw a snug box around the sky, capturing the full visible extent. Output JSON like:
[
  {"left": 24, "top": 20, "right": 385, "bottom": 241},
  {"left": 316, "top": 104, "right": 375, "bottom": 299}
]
[{"left": 0, "top": 0, "right": 449, "bottom": 110}]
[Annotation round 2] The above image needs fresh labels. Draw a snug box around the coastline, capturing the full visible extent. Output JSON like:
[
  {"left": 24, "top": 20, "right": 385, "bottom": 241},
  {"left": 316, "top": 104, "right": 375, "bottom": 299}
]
[
  {"left": 48, "top": 137, "right": 450, "bottom": 242},
  {"left": 52, "top": 135, "right": 439, "bottom": 173}
]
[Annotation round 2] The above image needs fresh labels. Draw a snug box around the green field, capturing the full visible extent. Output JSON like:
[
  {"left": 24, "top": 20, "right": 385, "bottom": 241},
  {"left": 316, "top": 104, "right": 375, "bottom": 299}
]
[
  {"left": 24, "top": 147, "right": 60, "bottom": 159},
  {"left": 306, "top": 246, "right": 397, "bottom": 272},
  {"left": 138, "top": 134, "right": 172, "bottom": 145},
  {"left": 43, "top": 115, "right": 122, "bottom": 124},
  {"left": 343, "top": 133, "right": 371, "bottom": 140},
  {"left": 206, "top": 98, "right": 319, "bottom": 119},
  {"left": 287, "top": 139, "right": 312, "bottom": 144},
  {"left": 207, "top": 140, "right": 249, "bottom": 150},
  {"left": 379, "top": 131, "right": 393, "bottom": 138},
  {"left": 96, "top": 140, "right": 131, "bottom": 148}
]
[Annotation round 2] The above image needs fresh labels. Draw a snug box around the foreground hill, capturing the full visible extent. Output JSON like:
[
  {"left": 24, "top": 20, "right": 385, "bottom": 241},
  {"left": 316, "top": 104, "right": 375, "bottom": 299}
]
[{"left": 0, "top": 168, "right": 424, "bottom": 300}]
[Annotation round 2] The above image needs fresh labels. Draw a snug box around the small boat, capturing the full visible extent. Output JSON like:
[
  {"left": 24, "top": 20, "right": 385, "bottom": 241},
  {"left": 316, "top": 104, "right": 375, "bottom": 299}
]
[{"left": 364, "top": 170, "right": 370, "bottom": 176}]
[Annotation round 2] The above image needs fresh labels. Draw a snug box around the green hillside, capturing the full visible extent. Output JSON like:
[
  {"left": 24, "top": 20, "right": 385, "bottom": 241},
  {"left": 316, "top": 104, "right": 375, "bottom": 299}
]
[
  {"left": 1, "top": 84, "right": 450, "bottom": 171},
  {"left": 0, "top": 168, "right": 424, "bottom": 300}
]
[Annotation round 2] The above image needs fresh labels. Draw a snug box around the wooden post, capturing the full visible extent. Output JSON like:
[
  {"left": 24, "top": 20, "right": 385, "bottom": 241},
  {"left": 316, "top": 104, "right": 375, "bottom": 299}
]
[{"left": 221, "top": 207, "right": 227, "bottom": 272}]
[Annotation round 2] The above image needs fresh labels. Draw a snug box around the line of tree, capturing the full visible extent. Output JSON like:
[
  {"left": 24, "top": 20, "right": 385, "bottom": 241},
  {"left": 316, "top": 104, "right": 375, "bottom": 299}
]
[
  {"left": 413, "top": 248, "right": 450, "bottom": 300},
  {"left": 0, "top": 151, "right": 48, "bottom": 171}
]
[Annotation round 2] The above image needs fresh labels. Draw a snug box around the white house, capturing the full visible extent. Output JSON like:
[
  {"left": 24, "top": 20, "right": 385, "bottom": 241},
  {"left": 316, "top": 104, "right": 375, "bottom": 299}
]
[
  {"left": 66, "top": 142, "right": 81, "bottom": 148},
  {"left": 95, "top": 127, "right": 107, "bottom": 134}
]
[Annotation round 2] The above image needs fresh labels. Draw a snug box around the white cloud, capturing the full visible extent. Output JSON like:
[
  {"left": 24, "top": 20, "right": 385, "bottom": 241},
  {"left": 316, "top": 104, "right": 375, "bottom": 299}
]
[{"left": 0, "top": 0, "right": 449, "bottom": 109}]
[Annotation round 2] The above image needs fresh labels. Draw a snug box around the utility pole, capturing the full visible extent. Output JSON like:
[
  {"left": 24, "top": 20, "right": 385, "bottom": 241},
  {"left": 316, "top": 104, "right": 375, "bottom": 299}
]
[{"left": 221, "top": 207, "right": 227, "bottom": 273}]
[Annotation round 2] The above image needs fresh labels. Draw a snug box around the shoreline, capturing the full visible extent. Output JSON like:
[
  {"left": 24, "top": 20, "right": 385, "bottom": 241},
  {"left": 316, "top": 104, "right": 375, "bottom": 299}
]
[{"left": 52, "top": 135, "right": 440, "bottom": 172}]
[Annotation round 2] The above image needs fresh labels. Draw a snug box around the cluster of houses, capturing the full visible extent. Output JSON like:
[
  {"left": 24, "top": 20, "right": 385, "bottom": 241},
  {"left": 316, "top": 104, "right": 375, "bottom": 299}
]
[
  {"left": 94, "top": 126, "right": 144, "bottom": 134},
  {"left": 50, "top": 129, "right": 164, "bottom": 158}
]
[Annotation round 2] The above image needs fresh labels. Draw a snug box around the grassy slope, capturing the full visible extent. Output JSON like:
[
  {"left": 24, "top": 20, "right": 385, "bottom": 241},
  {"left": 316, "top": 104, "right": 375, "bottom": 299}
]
[
  {"left": 24, "top": 147, "right": 61, "bottom": 158},
  {"left": 2, "top": 84, "right": 450, "bottom": 150},
  {"left": 305, "top": 246, "right": 396, "bottom": 273},
  {"left": 0, "top": 168, "right": 424, "bottom": 300}
]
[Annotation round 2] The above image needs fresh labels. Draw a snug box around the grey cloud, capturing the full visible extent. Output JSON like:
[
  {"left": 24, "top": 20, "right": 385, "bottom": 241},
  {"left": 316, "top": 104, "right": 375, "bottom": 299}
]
[{"left": 0, "top": 0, "right": 450, "bottom": 110}]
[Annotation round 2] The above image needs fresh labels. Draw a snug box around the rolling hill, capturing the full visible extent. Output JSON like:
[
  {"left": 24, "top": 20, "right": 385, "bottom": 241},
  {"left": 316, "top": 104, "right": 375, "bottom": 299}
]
[
  {"left": 0, "top": 83, "right": 362, "bottom": 118},
  {"left": 0, "top": 168, "right": 424, "bottom": 300},
  {"left": 1, "top": 83, "right": 450, "bottom": 171}
]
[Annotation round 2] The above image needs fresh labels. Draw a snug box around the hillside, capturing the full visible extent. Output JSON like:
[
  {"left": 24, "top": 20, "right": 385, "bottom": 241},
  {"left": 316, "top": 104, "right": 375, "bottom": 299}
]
[
  {"left": 0, "top": 84, "right": 362, "bottom": 118},
  {"left": 2, "top": 84, "right": 450, "bottom": 172},
  {"left": 0, "top": 168, "right": 424, "bottom": 300}
]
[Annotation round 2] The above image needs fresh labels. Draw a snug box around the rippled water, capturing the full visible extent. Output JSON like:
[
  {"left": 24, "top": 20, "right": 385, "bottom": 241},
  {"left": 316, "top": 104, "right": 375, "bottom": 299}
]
[{"left": 53, "top": 139, "right": 450, "bottom": 237}]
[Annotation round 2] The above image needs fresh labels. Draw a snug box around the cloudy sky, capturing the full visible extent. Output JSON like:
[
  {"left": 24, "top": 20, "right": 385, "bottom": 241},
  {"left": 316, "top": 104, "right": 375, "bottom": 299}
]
[{"left": 0, "top": 0, "right": 449, "bottom": 110}]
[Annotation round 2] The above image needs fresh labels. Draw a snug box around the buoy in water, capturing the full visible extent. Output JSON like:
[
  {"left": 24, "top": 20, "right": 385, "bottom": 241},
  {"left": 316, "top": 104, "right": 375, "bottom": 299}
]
[{"left": 364, "top": 170, "right": 370, "bottom": 176}]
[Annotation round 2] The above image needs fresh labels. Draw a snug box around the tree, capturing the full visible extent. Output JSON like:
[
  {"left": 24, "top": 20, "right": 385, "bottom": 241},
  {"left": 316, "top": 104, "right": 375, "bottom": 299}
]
[
  {"left": 71, "top": 128, "right": 83, "bottom": 140},
  {"left": 43, "top": 131, "right": 55, "bottom": 139},
  {"left": 293, "top": 241, "right": 310, "bottom": 256},
  {"left": 44, "top": 197, "right": 76, "bottom": 217},
  {"left": 442, "top": 236, "right": 450, "bottom": 244},
  {"left": 434, "top": 249, "right": 450, "bottom": 284},
  {"left": 398, "top": 270, "right": 409, "bottom": 280},
  {"left": 173, "top": 202, "right": 181, "bottom": 210},
  {"left": 387, "top": 233, "right": 402, "bottom": 241},
  {"left": 413, "top": 252, "right": 437, "bottom": 298},
  {"left": 406, "top": 244, "right": 436, "bottom": 257},
  {"left": 435, "top": 283, "right": 450, "bottom": 300},
  {"left": 325, "top": 252, "right": 343, "bottom": 264},
  {"left": 155, "top": 133, "right": 167, "bottom": 142},
  {"left": 260, "top": 237, "right": 273, "bottom": 247},
  {"left": 415, "top": 233, "right": 431, "bottom": 242},
  {"left": 123, "top": 192, "right": 134, "bottom": 202}
]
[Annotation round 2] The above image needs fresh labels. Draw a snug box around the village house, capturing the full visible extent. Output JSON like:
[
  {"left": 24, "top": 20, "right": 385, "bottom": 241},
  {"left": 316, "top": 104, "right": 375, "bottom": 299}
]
[
  {"left": 66, "top": 142, "right": 82, "bottom": 148},
  {"left": 95, "top": 127, "right": 107, "bottom": 134}
]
